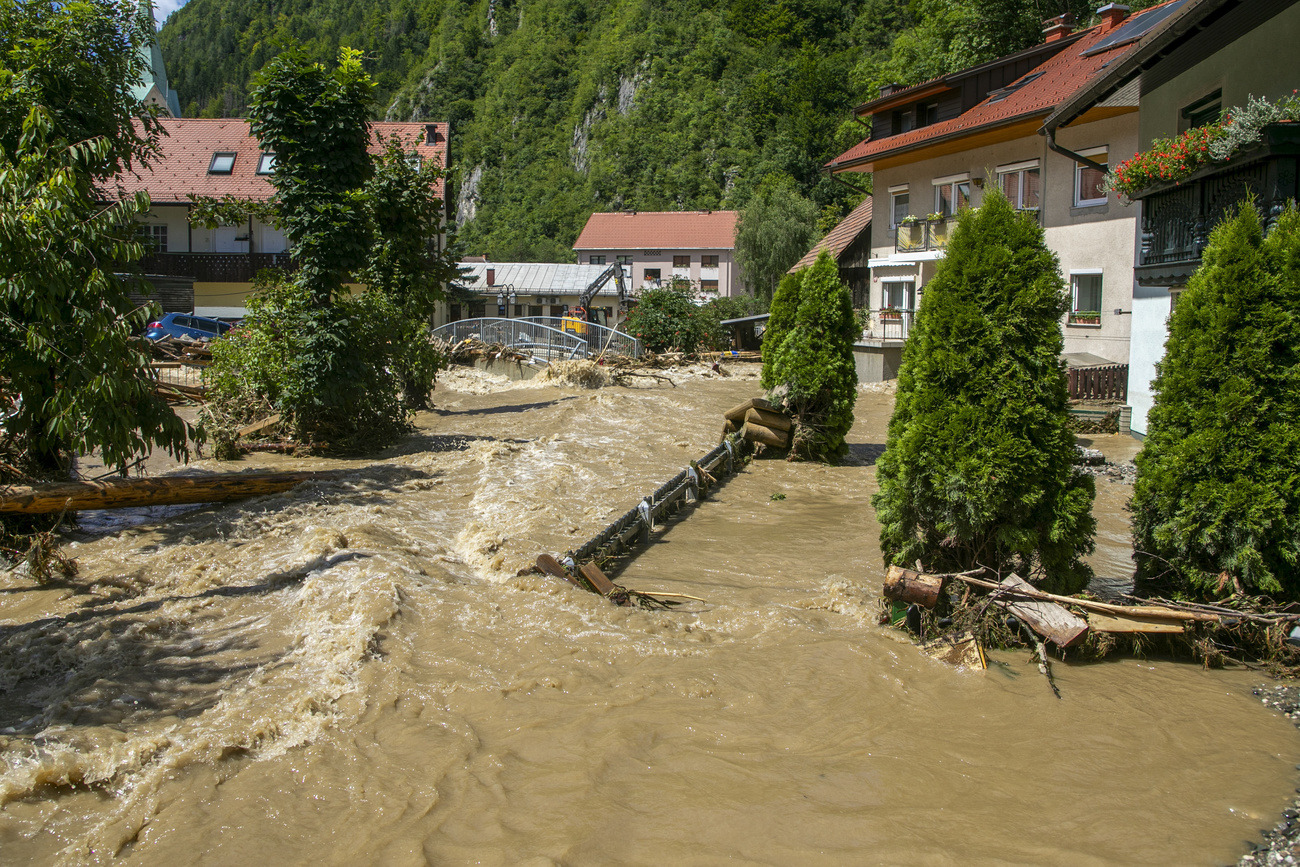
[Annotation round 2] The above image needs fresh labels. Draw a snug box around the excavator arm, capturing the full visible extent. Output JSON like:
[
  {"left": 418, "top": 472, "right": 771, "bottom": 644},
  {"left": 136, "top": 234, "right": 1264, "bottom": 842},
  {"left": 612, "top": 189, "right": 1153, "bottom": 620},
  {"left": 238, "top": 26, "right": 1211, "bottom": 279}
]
[{"left": 572, "top": 262, "right": 629, "bottom": 323}]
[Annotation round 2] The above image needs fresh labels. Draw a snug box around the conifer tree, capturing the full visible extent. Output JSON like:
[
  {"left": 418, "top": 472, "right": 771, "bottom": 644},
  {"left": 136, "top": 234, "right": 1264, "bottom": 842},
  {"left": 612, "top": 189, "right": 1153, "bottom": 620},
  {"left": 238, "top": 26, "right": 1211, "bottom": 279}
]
[
  {"left": 760, "top": 270, "right": 803, "bottom": 390},
  {"left": 1131, "top": 203, "right": 1300, "bottom": 599},
  {"left": 872, "top": 190, "right": 1094, "bottom": 593},
  {"left": 766, "top": 251, "right": 858, "bottom": 461}
]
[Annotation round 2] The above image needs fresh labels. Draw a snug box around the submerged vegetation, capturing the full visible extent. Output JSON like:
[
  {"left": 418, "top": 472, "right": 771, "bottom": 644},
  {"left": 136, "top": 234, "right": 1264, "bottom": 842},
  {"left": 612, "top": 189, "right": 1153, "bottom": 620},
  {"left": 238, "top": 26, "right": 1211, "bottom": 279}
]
[{"left": 872, "top": 191, "right": 1095, "bottom": 593}]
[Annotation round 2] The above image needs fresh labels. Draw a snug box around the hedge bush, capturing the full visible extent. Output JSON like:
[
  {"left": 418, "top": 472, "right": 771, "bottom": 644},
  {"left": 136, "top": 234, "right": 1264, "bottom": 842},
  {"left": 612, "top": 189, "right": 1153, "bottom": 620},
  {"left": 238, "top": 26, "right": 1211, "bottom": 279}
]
[
  {"left": 871, "top": 190, "right": 1095, "bottom": 593},
  {"left": 1131, "top": 202, "right": 1300, "bottom": 599}
]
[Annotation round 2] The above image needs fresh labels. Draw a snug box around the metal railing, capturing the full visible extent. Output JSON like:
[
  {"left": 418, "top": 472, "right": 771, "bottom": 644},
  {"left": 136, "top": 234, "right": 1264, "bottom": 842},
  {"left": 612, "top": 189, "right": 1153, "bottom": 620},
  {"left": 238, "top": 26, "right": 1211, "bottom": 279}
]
[
  {"left": 860, "top": 308, "right": 915, "bottom": 341},
  {"left": 430, "top": 318, "right": 587, "bottom": 362},
  {"left": 515, "top": 317, "right": 643, "bottom": 358}
]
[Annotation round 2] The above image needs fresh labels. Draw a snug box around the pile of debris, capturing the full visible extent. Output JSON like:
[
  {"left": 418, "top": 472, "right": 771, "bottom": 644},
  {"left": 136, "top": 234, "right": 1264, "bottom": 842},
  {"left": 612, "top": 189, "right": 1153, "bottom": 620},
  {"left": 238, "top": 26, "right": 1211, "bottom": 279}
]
[
  {"left": 441, "top": 337, "right": 531, "bottom": 365},
  {"left": 721, "top": 397, "right": 792, "bottom": 450},
  {"left": 882, "top": 565, "right": 1300, "bottom": 685}
]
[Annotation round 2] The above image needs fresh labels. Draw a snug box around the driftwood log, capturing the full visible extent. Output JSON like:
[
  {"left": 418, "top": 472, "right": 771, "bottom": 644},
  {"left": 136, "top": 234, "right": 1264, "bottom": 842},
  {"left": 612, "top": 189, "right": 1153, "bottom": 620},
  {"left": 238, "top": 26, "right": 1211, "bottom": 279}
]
[
  {"left": 723, "top": 397, "right": 774, "bottom": 424},
  {"left": 744, "top": 407, "right": 792, "bottom": 432},
  {"left": 741, "top": 421, "right": 789, "bottom": 449},
  {"left": 882, "top": 565, "right": 945, "bottom": 609},
  {"left": 0, "top": 471, "right": 347, "bottom": 514}
]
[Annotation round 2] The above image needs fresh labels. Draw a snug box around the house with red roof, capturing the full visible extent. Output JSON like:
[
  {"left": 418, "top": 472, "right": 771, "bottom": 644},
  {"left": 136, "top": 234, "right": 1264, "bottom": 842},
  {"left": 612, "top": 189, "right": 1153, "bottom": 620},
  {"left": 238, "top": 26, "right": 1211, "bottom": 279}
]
[
  {"left": 827, "top": 3, "right": 1177, "bottom": 378},
  {"left": 572, "top": 210, "right": 740, "bottom": 297},
  {"left": 789, "top": 198, "right": 873, "bottom": 306},
  {"left": 101, "top": 118, "right": 449, "bottom": 318}
]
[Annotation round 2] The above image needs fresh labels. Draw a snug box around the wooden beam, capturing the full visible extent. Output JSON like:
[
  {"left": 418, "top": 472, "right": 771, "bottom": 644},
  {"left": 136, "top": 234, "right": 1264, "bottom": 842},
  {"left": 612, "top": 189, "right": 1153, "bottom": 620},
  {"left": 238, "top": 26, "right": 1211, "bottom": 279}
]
[
  {"left": 1088, "top": 612, "right": 1186, "bottom": 634},
  {"left": 0, "top": 471, "right": 347, "bottom": 514},
  {"left": 238, "top": 414, "right": 282, "bottom": 438}
]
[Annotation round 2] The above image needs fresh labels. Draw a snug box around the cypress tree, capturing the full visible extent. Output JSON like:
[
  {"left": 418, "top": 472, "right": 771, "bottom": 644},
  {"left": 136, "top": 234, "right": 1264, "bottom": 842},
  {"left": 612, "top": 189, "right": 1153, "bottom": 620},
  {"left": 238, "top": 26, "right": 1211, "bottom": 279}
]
[
  {"left": 766, "top": 251, "right": 859, "bottom": 461},
  {"left": 871, "top": 190, "right": 1095, "bottom": 593},
  {"left": 1131, "top": 203, "right": 1300, "bottom": 599},
  {"left": 760, "top": 270, "right": 803, "bottom": 390}
]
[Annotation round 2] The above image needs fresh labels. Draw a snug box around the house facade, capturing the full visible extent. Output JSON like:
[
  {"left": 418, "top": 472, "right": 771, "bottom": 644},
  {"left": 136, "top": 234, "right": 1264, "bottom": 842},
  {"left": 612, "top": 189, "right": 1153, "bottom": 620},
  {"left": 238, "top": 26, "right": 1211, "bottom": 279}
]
[
  {"left": 103, "top": 118, "right": 449, "bottom": 319},
  {"left": 826, "top": 4, "right": 1177, "bottom": 379},
  {"left": 572, "top": 210, "right": 740, "bottom": 297},
  {"left": 1043, "top": 0, "right": 1300, "bottom": 435}
]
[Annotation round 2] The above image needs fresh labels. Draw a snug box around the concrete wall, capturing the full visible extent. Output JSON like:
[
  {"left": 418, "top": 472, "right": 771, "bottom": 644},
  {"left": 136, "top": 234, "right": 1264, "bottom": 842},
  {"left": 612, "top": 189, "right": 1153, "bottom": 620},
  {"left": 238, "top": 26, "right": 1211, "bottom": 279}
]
[
  {"left": 853, "top": 344, "right": 903, "bottom": 383},
  {"left": 1137, "top": 4, "right": 1300, "bottom": 147},
  {"left": 579, "top": 248, "right": 738, "bottom": 296}
]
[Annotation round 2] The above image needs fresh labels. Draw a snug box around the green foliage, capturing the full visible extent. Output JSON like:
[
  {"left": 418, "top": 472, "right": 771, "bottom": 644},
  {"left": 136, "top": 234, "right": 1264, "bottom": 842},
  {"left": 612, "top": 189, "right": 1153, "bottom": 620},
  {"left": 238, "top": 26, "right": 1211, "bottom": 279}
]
[
  {"left": 248, "top": 45, "right": 375, "bottom": 306},
  {"left": 871, "top": 190, "right": 1095, "bottom": 593},
  {"left": 1131, "top": 203, "right": 1300, "bottom": 599},
  {"left": 623, "top": 283, "right": 719, "bottom": 354},
  {"left": 0, "top": 0, "right": 189, "bottom": 476},
  {"left": 735, "top": 175, "right": 822, "bottom": 299},
  {"left": 765, "top": 252, "right": 857, "bottom": 461},
  {"left": 761, "top": 270, "right": 803, "bottom": 389}
]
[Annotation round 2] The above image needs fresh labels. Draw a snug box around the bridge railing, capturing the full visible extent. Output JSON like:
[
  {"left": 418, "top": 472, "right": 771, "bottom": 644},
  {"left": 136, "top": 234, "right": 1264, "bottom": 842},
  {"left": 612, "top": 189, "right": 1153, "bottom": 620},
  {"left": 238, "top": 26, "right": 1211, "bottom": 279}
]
[
  {"left": 430, "top": 318, "right": 587, "bottom": 362},
  {"left": 515, "top": 317, "right": 642, "bottom": 358}
]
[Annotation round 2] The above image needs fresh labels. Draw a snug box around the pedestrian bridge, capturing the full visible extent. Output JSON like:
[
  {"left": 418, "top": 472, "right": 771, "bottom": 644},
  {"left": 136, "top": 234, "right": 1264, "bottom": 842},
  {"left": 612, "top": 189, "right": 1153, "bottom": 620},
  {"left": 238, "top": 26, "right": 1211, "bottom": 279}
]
[{"left": 430, "top": 317, "right": 643, "bottom": 361}]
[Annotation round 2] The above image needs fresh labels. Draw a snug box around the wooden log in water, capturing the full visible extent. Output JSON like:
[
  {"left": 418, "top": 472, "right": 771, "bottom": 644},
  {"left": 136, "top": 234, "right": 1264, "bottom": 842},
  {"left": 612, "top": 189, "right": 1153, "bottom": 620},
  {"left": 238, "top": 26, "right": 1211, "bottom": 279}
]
[
  {"left": 882, "top": 565, "right": 945, "bottom": 609},
  {"left": 535, "top": 554, "right": 580, "bottom": 587},
  {"left": 579, "top": 562, "right": 618, "bottom": 596},
  {"left": 0, "top": 471, "right": 347, "bottom": 514},
  {"left": 724, "top": 397, "right": 774, "bottom": 423},
  {"left": 994, "top": 574, "right": 1089, "bottom": 648},
  {"left": 741, "top": 421, "right": 789, "bottom": 449},
  {"left": 744, "top": 407, "right": 792, "bottom": 432}
]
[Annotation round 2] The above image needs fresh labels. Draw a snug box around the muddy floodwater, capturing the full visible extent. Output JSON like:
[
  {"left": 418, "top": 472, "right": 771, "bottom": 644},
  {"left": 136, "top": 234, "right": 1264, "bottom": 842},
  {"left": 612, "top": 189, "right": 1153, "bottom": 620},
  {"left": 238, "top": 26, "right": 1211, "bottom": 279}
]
[{"left": 1, "top": 365, "right": 1296, "bottom": 866}]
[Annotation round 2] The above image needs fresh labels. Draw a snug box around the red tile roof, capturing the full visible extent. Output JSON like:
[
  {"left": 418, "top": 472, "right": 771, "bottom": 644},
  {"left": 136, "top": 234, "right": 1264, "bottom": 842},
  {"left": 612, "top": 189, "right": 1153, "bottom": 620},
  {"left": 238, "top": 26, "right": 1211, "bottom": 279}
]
[
  {"left": 789, "top": 198, "right": 872, "bottom": 272},
  {"left": 573, "top": 210, "right": 738, "bottom": 250},
  {"left": 828, "top": 3, "right": 1177, "bottom": 172},
  {"left": 101, "top": 118, "right": 449, "bottom": 204}
]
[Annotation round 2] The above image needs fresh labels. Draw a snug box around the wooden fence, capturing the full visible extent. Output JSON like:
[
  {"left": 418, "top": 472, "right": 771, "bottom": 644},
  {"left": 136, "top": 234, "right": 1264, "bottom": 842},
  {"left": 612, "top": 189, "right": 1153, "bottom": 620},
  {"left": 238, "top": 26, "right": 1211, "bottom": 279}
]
[{"left": 1068, "top": 364, "right": 1128, "bottom": 401}]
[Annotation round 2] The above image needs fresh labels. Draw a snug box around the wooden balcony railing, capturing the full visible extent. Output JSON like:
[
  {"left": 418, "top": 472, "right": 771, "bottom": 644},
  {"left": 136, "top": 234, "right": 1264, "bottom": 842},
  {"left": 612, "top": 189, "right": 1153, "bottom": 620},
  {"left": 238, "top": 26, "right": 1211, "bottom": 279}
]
[
  {"left": 1068, "top": 364, "right": 1128, "bottom": 402},
  {"left": 140, "top": 253, "right": 296, "bottom": 283}
]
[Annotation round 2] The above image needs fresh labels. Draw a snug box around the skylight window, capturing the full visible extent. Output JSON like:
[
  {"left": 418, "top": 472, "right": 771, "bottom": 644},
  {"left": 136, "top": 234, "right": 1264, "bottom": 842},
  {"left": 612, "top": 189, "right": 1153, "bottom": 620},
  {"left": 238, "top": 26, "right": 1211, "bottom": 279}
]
[
  {"left": 257, "top": 153, "right": 276, "bottom": 175},
  {"left": 209, "top": 152, "right": 236, "bottom": 174},
  {"left": 988, "top": 71, "right": 1045, "bottom": 103}
]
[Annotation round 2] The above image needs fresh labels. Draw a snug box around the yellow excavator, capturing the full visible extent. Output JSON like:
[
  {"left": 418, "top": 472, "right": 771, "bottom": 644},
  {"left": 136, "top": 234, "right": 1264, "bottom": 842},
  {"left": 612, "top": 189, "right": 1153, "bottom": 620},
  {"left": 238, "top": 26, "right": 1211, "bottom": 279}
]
[{"left": 561, "top": 263, "right": 629, "bottom": 338}]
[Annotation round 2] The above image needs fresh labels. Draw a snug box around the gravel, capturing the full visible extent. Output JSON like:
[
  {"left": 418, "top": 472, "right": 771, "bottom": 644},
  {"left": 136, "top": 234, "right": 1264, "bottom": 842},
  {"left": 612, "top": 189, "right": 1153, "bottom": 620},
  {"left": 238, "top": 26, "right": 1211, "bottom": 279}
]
[{"left": 1235, "top": 685, "right": 1300, "bottom": 866}]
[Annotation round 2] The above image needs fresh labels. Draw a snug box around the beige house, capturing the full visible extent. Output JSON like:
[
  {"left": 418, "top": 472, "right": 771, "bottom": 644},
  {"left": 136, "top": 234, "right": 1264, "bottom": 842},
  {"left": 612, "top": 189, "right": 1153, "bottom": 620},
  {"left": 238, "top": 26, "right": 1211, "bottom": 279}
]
[
  {"left": 573, "top": 210, "right": 740, "bottom": 297},
  {"left": 826, "top": 4, "right": 1177, "bottom": 379}
]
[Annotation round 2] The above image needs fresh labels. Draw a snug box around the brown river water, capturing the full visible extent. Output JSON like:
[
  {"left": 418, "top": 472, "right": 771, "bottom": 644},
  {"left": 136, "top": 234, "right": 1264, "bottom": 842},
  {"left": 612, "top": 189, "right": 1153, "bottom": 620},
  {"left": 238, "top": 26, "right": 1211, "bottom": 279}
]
[{"left": 0, "top": 364, "right": 1296, "bottom": 865}]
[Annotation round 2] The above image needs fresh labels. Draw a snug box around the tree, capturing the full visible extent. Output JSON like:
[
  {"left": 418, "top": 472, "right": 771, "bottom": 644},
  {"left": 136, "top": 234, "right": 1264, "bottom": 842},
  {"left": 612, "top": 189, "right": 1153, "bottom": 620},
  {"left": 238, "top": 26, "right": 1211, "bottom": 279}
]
[
  {"left": 735, "top": 175, "right": 821, "bottom": 300},
  {"left": 871, "top": 190, "right": 1095, "bottom": 593},
  {"left": 765, "top": 252, "right": 858, "bottom": 461},
  {"left": 760, "top": 270, "right": 803, "bottom": 390},
  {"left": 0, "top": 0, "right": 188, "bottom": 478},
  {"left": 1131, "top": 203, "right": 1300, "bottom": 599},
  {"left": 624, "top": 282, "right": 717, "bottom": 353}
]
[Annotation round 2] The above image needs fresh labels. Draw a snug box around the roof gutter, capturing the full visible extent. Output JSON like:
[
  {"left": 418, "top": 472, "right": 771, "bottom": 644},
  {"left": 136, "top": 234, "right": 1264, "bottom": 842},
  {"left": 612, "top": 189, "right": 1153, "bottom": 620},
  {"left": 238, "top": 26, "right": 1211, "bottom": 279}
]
[{"left": 1042, "top": 127, "right": 1109, "bottom": 173}]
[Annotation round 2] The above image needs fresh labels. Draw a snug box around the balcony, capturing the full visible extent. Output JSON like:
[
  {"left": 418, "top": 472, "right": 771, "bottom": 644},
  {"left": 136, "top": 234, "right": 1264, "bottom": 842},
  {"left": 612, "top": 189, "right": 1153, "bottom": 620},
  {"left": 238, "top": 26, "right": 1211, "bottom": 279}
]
[
  {"left": 1135, "top": 124, "right": 1300, "bottom": 286},
  {"left": 139, "top": 252, "right": 297, "bottom": 283},
  {"left": 859, "top": 308, "right": 915, "bottom": 342},
  {"left": 894, "top": 217, "right": 957, "bottom": 254}
]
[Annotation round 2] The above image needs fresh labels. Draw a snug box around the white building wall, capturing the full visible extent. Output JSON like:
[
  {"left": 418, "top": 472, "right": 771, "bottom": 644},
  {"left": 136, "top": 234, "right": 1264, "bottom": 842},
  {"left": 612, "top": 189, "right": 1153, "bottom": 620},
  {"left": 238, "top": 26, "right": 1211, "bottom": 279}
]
[{"left": 1128, "top": 283, "right": 1173, "bottom": 436}]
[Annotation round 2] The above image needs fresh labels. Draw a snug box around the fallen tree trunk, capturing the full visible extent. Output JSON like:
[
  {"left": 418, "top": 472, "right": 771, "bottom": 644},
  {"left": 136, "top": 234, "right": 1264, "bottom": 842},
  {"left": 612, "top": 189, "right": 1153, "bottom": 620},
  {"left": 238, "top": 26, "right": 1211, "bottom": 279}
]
[
  {"left": 0, "top": 471, "right": 347, "bottom": 514},
  {"left": 882, "top": 565, "right": 945, "bottom": 609}
]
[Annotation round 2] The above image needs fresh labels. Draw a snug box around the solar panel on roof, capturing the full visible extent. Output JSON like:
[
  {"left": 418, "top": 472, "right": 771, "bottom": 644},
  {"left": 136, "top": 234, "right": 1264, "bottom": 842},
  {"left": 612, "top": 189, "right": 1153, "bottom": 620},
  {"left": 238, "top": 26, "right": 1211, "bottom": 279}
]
[{"left": 1082, "top": 0, "right": 1188, "bottom": 56}]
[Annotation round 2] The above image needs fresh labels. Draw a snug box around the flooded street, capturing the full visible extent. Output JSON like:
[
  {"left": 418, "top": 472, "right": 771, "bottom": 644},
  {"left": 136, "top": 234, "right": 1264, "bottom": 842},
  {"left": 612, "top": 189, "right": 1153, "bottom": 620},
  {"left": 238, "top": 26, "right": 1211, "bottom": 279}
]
[{"left": 1, "top": 365, "right": 1296, "bottom": 866}]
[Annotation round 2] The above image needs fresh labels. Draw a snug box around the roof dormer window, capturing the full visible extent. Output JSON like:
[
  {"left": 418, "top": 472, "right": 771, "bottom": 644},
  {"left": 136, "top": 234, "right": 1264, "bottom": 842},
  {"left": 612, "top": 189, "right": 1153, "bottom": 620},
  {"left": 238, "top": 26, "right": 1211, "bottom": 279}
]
[
  {"left": 256, "top": 153, "right": 276, "bottom": 175},
  {"left": 208, "top": 152, "right": 236, "bottom": 174}
]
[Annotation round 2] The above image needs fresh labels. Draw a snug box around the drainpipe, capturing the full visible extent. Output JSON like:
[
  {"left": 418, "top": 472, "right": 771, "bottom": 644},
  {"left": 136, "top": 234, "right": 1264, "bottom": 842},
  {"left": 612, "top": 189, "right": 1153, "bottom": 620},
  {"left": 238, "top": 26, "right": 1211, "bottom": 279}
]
[{"left": 1043, "top": 127, "right": 1108, "bottom": 173}]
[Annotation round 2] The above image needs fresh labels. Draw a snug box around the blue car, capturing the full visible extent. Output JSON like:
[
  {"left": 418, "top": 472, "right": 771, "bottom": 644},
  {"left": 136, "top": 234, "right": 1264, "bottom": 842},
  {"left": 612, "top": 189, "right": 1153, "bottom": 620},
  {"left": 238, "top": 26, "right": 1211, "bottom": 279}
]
[{"left": 145, "top": 313, "right": 235, "bottom": 342}]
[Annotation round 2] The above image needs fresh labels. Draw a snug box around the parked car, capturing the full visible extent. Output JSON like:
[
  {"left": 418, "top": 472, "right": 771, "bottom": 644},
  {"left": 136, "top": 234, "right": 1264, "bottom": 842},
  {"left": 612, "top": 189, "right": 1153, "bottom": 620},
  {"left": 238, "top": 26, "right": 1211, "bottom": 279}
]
[{"left": 145, "top": 313, "right": 235, "bottom": 342}]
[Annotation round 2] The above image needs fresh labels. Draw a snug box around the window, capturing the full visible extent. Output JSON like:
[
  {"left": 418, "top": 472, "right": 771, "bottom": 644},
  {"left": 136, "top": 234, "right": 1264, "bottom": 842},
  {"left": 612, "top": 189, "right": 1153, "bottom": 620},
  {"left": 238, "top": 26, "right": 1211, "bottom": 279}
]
[
  {"left": 589, "top": 255, "right": 606, "bottom": 265},
  {"left": 933, "top": 176, "right": 970, "bottom": 217},
  {"left": 891, "top": 191, "right": 910, "bottom": 227},
  {"left": 616, "top": 254, "right": 633, "bottom": 265},
  {"left": 701, "top": 279, "right": 718, "bottom": 293},
  {"left": 701, "top": 255, "right": 718, "bottom": 268},
  {"left": 1070, "top": 272, "right": 1103, "bottom": 325},
  {"left": 882, "top": 280, "right": 914, "bottom": 311},
  {"left": 528, "top": 305, "right": 543, "bottom": 317},
  {"left": 137, "top": 224, "right": 167, "bottom": 253},
  {"left": 997, "top": 161, "right": 1040, "bottom": 211},
  {"left": 920, "top": 102, "right": 939, "bottom": 127},
  {"left": 208, "top": 152, "right": 236, "bottom": 174},
  {"left": 673, "top": 255, "right": 691, "bottom": 268},
  {"left": 1074, "top": 147, "right": 1108, "bottom": 207},
  {"left": 1182, "top": 90, "right": 1222, "bottom": 131},
  {"left": 513, "top": 304, "right": 525, "bottom": 317},
  {"left": 893, "top": 108, "right": 915, "bottom": 135},
  {"left": 256, "top": 153, "right": 276, "bottom": 175},
  {"left": 643, "top": 268, "right": 661, "bottom": 284}
]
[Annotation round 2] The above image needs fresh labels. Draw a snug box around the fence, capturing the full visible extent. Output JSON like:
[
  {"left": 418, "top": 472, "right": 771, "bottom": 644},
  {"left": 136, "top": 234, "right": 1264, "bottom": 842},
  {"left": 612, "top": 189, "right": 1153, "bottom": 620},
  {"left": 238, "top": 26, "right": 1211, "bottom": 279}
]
[
  {"left": 1068, "top": 364, "right": 1128, "bottom": 401},
  {"left": 516, "top": 317, "right": 642, "bottom": 358}
]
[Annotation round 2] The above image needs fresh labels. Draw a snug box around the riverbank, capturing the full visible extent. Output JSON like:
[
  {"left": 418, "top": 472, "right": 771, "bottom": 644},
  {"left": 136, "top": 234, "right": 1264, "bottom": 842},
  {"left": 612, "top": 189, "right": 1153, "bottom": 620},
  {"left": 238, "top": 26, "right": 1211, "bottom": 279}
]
[{"left": 0, "top": 364, "right": 1296, "bottom": 866}]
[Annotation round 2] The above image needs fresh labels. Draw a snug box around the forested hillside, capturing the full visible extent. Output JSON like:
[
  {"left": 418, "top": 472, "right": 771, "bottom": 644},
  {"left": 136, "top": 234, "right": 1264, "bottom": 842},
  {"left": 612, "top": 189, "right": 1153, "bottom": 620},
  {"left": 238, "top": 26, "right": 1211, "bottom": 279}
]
[{"left": 158, "top": 0, "right": 1120, "bottom": 261}]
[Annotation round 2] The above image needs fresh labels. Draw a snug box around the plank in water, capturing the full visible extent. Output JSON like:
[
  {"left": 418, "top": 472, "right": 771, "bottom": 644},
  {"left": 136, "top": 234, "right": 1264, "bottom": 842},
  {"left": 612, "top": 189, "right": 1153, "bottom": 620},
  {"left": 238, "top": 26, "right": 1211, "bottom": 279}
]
[
  {"left": 535, "top": 555, "right": 579, "bottom": 586},
  {"left": 994, "top": 574, "right": 1089, "bottom": 648}
]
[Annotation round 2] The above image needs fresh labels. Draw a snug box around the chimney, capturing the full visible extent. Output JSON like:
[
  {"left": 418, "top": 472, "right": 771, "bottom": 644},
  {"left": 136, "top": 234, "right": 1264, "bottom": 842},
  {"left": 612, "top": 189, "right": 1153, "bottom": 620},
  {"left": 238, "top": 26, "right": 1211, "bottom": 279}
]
[
  {"left": 1042, "top": 12, "right": 1075, "bottom": 42},
  {"left": 487, "top": 268, "right": 495, "bottom": 286},
  {"left": 424, "top": 124, "right": 441, "bottom": 144},
  {"left": 1097, "top": 3, "right": 1130, "bottom": 29}
]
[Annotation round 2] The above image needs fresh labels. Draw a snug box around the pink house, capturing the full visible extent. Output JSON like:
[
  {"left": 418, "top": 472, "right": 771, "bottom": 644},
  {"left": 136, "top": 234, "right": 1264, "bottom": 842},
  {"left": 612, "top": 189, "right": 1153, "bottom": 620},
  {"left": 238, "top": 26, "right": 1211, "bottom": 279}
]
[{"left": 573, "top": 210, "right": 740, "bottom": 297}]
